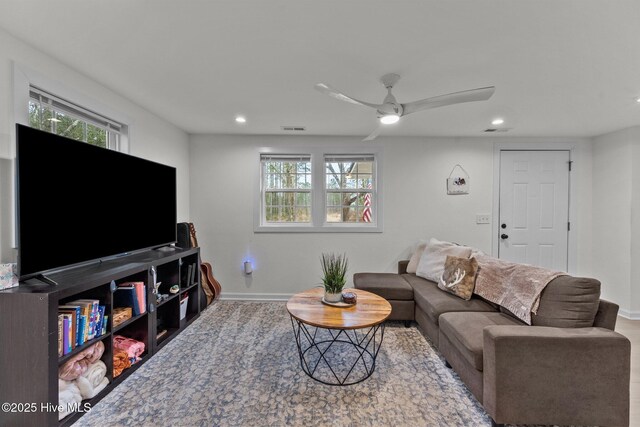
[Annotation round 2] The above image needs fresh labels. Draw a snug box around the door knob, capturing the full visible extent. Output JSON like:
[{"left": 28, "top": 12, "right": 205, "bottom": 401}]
[
  {"left": 501, "top": 223, "right": 507, "bottom": 229},
  {"left": 501, "top": 234, "right": 509, "bottom": 240}
]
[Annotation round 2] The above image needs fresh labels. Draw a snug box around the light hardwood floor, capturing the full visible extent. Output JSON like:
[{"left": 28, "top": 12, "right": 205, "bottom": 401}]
[{"left": 615, "top": 317, "right": 640, "bottom": 427}]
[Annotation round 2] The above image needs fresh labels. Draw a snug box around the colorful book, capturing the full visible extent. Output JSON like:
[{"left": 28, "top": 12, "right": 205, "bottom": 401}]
[
  {"left": 71, "top": 299, "right": 99, "bottom": 339},
  {"left": 59, "top": 309, "right": 77, "bottom": 349},
  {"left": 101, "top": 315, "right": 109, "bottom": 335},
  {"left": 61, "top": 315, "right": 71, "bottom": 354},
  {"left": 67, "top": 316, "right": 73, "bottom": 353},
  {"left": 71, "top": 301, "right": 91, "bottom": 343},
  {"left": 118, "top": 282, "right": 146, "bottom": 315},
  {"left": 97, "top": 305, "right": 105, "bottom": 335},
  {"left": 114, "top": 286, "right": 140, "bottom": 316},
  {"left": 77, "top": 316, "right": 86, "bottom": 346},
  {"left": 68, "top": 300, "right": 91, "bottom": 340},
  {"left": 59, "top": 305, "right": 81, "bottom": 347},
  {"left": 58, "top": 315, "right": 63, "bottom": 357},
  {"left": 134, "top": 283, "right": 146, "bottom": 314}
]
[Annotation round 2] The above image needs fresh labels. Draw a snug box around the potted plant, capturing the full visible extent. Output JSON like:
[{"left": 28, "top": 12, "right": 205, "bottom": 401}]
[{"left": 321, "top": 253, "right": 348, "bottom": 303}]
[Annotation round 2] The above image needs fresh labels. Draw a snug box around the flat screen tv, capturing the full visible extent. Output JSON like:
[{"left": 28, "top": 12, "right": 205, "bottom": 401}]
[{"left": 16, "top": 124, "right": 177, "bottom": 280}]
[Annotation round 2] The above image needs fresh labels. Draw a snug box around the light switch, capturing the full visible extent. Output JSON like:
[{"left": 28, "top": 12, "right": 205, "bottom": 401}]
[{"left": 476, "top": 214, "right": 491, "bottom": 224}]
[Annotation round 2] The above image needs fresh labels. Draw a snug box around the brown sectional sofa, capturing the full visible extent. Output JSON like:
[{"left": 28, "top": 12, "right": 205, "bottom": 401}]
[{"left": 354, "top": 260, "right": 631, "bottom": 427}]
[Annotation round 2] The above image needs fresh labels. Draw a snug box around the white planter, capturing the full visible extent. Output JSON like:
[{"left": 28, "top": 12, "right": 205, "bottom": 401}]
[{"left": 324, "top": 291, "right": 343, "bottom": 303}]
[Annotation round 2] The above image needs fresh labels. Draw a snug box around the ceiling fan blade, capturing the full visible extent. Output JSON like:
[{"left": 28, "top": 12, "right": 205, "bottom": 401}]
[
  {"left": 401, "top": 86, "right": 495, "bottom": 116},
  {"left": 315, "top": 83, "right": 382, "bottom": 110},
  {"left": 362, "top": 126, "right": 383, "bottom": 142}
]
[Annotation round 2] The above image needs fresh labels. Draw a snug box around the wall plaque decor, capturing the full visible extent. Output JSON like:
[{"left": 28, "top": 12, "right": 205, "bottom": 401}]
[{"left": 447, "top": 164, "right": 470, "bottom": 195}]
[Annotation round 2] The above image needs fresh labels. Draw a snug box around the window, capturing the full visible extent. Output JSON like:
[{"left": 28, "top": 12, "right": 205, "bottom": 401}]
[
  {"left": 257, "top": 150, "right": 381, "bottom": 232},
  {"left": 28, "top": 86, "right": 123, "bottom": 150},
  {"left": 261, "top": 155, "right": 312, "bottom": 223},
  {"left": 325, "top": 155, "right": 374, "bottom": 224}
]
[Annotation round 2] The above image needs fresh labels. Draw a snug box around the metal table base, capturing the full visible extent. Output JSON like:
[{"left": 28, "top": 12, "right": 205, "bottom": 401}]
[{"left": 289, "top": 315, "right": 385, "bottom": 386}]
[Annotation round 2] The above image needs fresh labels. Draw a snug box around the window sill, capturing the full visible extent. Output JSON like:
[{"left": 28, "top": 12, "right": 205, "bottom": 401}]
[{"left": 254, "top": 223, "right": 383, "bottom": 233}]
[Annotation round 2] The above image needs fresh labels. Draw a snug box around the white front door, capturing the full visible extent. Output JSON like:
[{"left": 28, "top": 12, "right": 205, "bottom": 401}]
[{"left": 498, "top": 150, "right": 570, "bottom": 271}]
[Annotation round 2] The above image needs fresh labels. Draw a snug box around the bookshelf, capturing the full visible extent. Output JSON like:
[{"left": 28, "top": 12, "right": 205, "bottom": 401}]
[{"left": 0, "top": 247, "right": 201, "bottom": 426}]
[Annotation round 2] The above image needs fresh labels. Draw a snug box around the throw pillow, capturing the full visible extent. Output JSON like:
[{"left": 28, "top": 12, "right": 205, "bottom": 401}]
[
  {"left": 406, "top": 241, "right": 427, "bottom": 274},
  {"left": 438, "top": 256, "right": 479, "bottom": 300},
  {"left": 415, "top": 238, "right": 473, "bottom": 282}
]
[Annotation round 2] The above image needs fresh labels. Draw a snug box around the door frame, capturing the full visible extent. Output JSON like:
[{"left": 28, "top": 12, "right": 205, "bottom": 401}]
[{"left": 492, "top": 142, "right": 577, "bottom": 274}]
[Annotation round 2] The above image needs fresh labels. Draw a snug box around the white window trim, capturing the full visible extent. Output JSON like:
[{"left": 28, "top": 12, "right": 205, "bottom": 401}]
[{"left": 254, "top": 146, "right": 383, "bottom": 233}]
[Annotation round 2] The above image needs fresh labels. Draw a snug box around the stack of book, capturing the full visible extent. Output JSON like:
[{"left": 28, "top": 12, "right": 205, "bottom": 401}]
[
  {"left": 113, "top": 281, "right": 146, "bottom": 317},
  {"left": 58, "top": 300, "right": 108, "bottom": 357}
]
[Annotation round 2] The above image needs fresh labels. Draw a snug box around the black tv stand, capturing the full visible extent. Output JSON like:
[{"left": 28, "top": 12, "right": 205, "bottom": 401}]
[
  {"left": 36, "top": 274, "right": 58, "bottom": 286},
  {"left": 0, "top": 247, "right": 202, "bottom": 426}
]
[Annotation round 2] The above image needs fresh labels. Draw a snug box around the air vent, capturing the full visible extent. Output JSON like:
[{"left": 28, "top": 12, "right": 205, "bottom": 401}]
[
  {"left": 281, "top": 126, "right": 306, "bottom": 131},
  {"left": 484, "top": 128, "right": 512, "bottom": 133}
]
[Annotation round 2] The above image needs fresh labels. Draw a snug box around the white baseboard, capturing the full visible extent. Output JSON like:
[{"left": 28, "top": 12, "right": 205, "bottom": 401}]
[
  {"left": 220, "top": 292, "right": 293, "bottom": 301},
  {"left": 618, "top": 309, "right": 640, "bottom": 320}
]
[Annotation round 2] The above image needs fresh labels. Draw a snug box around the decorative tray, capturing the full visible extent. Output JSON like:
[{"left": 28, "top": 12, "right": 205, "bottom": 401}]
[{"left": 321, "top": 297, "right": 355, "bottom": 308}]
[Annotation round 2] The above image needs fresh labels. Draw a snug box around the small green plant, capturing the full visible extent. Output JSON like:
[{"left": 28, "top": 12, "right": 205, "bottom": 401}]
[{"left": 321, "top": 253, "right": 348, "bottom": 294}]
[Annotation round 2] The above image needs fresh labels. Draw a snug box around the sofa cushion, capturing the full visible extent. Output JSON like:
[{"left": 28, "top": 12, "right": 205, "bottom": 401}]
[
  {"left": 531, "top": 275, "right": 601, "bottom": 328},
  {"left": 415, "top": 238, "right": 473, "bottom": 282},
  {"left": 439, "top": 311, "right": 524, "bottom": 371},
  {"left": 353, "top": 273, "right": 414, "bottom": 300},
  {"left": 403, "top": 274, "right": 497, "bottom": 324}
]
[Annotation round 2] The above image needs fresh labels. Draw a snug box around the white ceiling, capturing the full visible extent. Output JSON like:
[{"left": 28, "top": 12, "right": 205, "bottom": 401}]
[{"left": 1, "top": 0, "right": 639, "bottom": 138}]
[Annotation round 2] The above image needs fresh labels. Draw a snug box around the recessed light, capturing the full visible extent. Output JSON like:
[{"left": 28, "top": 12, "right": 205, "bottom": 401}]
[
  {"left": 380, "top": 114, "right": 400, "bottom": 125},
  {"left": 491, "top": 118, "right": 504, "bottom": 126},
  {"left": 636, "top": 97, "right": 640, "bottom": 103},
  {"left": 235, "top": 116, "right": 246, "bottom": 123}
]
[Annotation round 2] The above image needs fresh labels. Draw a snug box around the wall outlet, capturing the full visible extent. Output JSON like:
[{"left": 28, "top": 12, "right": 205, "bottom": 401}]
[{"left": 476, "top": 214, "right": 491, "bottom": 224}]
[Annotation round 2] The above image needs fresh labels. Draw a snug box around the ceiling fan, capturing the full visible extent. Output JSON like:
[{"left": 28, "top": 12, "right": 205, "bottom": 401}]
[{"left": 315, "top": 73, "right": 495, "bottom": 141}]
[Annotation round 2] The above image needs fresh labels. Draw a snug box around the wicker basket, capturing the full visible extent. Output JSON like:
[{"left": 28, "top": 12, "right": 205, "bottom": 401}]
[{"left": 113, "top": 307, "right": 132, "bottom": 326}]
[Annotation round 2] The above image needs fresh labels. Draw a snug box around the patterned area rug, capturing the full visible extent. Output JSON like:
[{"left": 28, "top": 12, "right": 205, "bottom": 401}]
[{"left": 75, "top": 301, "right": 492, "bottom": 426}]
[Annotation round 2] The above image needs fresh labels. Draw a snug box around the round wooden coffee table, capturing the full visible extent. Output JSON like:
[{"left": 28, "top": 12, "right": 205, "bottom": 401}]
[{"left": 286, "top": 287, "right": 391, "bottom": 385}]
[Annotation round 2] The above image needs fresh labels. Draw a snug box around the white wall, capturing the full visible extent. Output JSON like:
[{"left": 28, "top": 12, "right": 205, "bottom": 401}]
[
  {"left": 0, "top": 28, "right": 190, "bottom": 263},
  {"left": 190, "top": 134, "right": 592, "bottom": 299},
  {"left": 592, "top": 126, "right": 640, "bottom": 318}
]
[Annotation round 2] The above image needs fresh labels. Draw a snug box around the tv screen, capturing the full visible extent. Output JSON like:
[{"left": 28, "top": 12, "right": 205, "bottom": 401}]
[{"left": 16, "top": 124, "right": 177, "bottom": 279}]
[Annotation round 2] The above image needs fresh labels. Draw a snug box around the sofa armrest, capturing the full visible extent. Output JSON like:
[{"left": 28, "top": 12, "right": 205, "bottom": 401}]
[
  {"left": 483, "top": 325, "right": 630, "bottom": 426},
  {"left": 593, "top": 299, "right": 619, "bottom": 330},
  {"left": 398, "top": 260, "right": 409, "bottom": 274}
]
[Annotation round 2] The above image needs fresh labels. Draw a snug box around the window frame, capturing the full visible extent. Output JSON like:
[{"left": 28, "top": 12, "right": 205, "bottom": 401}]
[
  {"left": 260, "top": 154, "right": 313, "bottom": 225},
  {"left": 255, "top": 146, "right": 383, "bottom": 233},
  {"left": 324, "top": 154, "right": 376, "bottom": 226},
  {"left": 28, "top": 86, "right": 123, "bottom": 151},
  {"left": 12, "top": 63, "right": 131, "bottom": 155}
]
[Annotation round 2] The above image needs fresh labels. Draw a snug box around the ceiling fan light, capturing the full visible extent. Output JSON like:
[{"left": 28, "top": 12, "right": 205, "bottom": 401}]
[{"left": 380, "top": 114, "right": 400, "bottom": 125}]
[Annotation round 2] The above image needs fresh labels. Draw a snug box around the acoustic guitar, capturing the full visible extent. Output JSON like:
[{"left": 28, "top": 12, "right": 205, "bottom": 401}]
[{"left": 188, "top": 223, "right": 222, "bottom": 305}]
